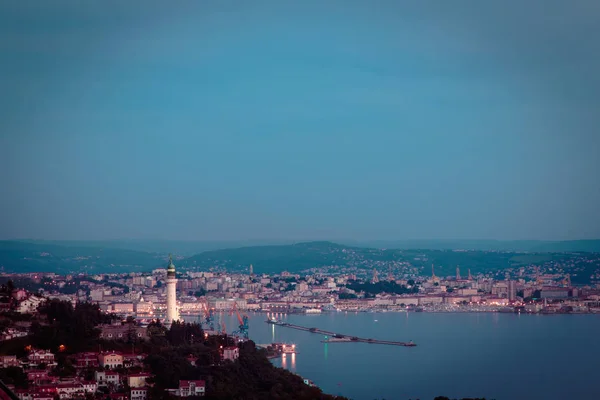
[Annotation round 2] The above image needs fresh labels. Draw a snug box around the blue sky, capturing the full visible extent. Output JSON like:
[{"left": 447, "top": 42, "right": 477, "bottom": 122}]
[{"left": 1, "top": 1, "right": 599, "bottom": 241}]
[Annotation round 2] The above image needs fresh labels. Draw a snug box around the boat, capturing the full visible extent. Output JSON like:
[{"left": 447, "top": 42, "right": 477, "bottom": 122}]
[{"left": 271, "top": 343, "right": 296, "bottom": 353}]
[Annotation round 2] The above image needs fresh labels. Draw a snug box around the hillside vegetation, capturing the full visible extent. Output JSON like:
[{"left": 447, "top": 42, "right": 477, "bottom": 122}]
[
  {"left": 180, "top": 241, "right": 598, "bottom": 281},
  {"left": 0, "top": 240, "right": 164, "bottom": 274}
]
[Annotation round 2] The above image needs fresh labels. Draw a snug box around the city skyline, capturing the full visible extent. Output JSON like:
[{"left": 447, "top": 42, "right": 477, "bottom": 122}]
[{"left": 2, "top": 1, "right": 600, "bottom": 242}]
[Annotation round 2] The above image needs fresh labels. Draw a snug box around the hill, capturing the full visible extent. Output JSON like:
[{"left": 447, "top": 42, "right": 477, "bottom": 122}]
[
  {"left": 181, "top": 241, "right": 355, "bottom": 274},
  {"left": 0, "top": 241, "right": 164, "bottom": 274},
  {"left": 347, "top": 239, "right": 600, "bottom": 253},
  {"left": 14, "top": 239, "right": 298, "bottom": 257},
  {"left": 180, "top": 241, "right": 599, "bottom": 282}
]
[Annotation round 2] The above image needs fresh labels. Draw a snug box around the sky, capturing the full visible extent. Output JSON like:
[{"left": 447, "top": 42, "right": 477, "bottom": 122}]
[{"left": 1, "top": 1, "right": 599, "bottom": 242}]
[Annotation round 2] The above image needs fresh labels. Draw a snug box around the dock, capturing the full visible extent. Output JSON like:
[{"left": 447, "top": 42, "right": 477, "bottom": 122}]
[{"left": 266, "top": 320, "right": 416, "bottom": 347}]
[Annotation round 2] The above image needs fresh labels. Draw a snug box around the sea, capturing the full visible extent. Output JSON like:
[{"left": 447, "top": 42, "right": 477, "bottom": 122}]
[{"left": 185, "top": 311, "right": 600, "bottom": 400}]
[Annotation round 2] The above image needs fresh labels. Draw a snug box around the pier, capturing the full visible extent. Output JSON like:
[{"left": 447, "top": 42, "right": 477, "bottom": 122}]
[{"left": 266, "top": 320, "right": 416, "bottom": 347}]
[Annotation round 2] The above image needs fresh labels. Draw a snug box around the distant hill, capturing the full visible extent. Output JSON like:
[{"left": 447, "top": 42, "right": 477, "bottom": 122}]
[
  {"left": 2, "top": 239, "right": 599, "bottom": 279},
  {"left": 345, "top": 239, "right": 600, "bottom": 253},
  {"left": 181, "top": 241, "right": 355, "bottom": 274},
  {"left": 14, "top": 239, "right": 298, "bottom": 256},
  {"left": 0, "top": 241, "right": 165, "bottom": 274},
  {"left": 180, "top": 240, "right": 598, "bottom": 281}
]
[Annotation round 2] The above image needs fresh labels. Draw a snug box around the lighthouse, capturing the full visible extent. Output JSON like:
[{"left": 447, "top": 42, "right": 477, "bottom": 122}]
[{"left": 165, "top": 254, "right": 179, "bottom": 326}]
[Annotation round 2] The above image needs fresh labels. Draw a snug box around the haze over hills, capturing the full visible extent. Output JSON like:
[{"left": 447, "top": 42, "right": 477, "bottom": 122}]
[
  {"left": 0, "top": 240, "right": 164, "bottom": 274},
  {"left": 1, "top": 239, "right": 600, "bottom": 282},
  {"left": 348, "top": 239, "right": 600, "bottom": 253},
  {"left": 10, "top": 238, "right": 600, "bottom": 255}
]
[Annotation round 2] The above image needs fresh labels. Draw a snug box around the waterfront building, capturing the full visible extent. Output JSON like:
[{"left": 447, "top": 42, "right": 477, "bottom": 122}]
[{"left": 508, "top": 280, "right": 517, "bottom": 302}]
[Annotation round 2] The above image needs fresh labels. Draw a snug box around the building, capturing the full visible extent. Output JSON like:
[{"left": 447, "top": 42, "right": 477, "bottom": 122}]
[
  {"left": 127, "top": 373, "right": 151, "bottom": 388},
  {"left": 28, "top": 350, "right": 55, "bottom": 366},
  {"left": 222, "top": 346, "right": 239, "bottom": 362},
  {"left": 540, "top": 287, "right": 570, "bottom": 299},
  {"left": 16, "top": 296, "right": 44, "bottom": 314},
  {"left": 27, "top": 370, "right": 50, "bottom": 384},
  {"left": 508, "top": 280, "right": 517, "bottom": 302},
  {"left": 178, "top": 380, "right": 205, "bottom": 397},
  {"left": 99, "top": 324, "right": 148, "bottom": 341},
  {"left": 95, "top": 370, "right": 120, "bottom": 387},
  {"left": 131, "top": 387, "right": 148, "bottom": 400},
  {"left": 166, "top": 255, "right": 179, "bottom": 326},
  {"left": 0, "top": 355, "right": 19, "bottom": 368},
  {"left": 56, "top": 383, "right": 85, "bottom": 399},
  {"left": 75, "top": 352, "right": 99, "bottom": 368},
  {"left": 98, "top": 351, "right": 123, "bottom": 369},
  {"left": 81, "top": 381, "right": 98, "bottom": 394}
]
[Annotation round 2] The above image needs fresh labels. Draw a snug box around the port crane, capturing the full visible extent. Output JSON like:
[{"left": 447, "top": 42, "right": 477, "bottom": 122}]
[
  {"left": 200, "top": 299, "right": 214, "bottom": 331},
  {"left": 231, "top": 302, "right": 249, "bottom": 339}
]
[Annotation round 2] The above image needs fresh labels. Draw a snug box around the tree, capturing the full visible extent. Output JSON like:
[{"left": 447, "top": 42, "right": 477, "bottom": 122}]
[{"left": 0, "top": 366, "right": 28, "bottom": 389}]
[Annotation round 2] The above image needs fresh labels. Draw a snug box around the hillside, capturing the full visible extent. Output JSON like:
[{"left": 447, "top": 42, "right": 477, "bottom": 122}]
[
  {"left": 181, "top": 241, "right": 355, "bottom": 274},
  {"left": 0, "top": 241, "right": 164, "bottom": 274},
  {"left": 348, "top": 239, "right": 600, "bottom": 253},
  {"left": 180, "top": 241, "right": 600, "bottom": 282}
]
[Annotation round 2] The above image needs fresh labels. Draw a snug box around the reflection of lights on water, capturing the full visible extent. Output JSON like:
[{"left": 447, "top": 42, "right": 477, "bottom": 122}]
[
  {"left": 291, "top": 353, "right": 296, "bottom": 370},
  {"left": 282, "top": 353, "right": 287, "bottom": 368},
  {"left": 271, "top": 324, "right": 275, "bottom": 341},
  {"left": 324, "top": 343, "right": 328, "bottom": 360}
]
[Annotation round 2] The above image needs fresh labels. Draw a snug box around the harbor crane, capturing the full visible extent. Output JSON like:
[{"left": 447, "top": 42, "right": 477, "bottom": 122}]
[
  {"left": 200, "top": 299, "right": 214, "bottom": 331},
  {"left": 231, "top": 302, "right": 249, "bottom": 339}
]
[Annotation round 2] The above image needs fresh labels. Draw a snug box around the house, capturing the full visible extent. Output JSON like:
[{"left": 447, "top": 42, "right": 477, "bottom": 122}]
[
  {"left": 130, "top": 387, "right": 148, "bottom": 400},
  {"left": 122, "top": 353, "right": 146, "bottom": 368},
  {"left": 28, "top": 350, "right": 55, "bottom": 366},
  {"left": 27, "top": 370, "right": 50, "bottom": 384},
  {"left": 95, "top": 371, "right": 120, "bottom": 387},
  {"left": 178, "top": 380, "right": 205, "bottom": 397},
  {"left": 0, "top": 355, "right": 19, "bottom": 368},
  {"left": 80, "top": 381, "right": 97, "bottom": 393},
  {"left": 56, "top": 383, "right": 85, "bottom": 399},
  {"left": 98, "top": 351, "right": 123, "bottom": 369},
  {"left": 13, "top": 289, "right": 27, "bottom": 301},
  {"left": 31, "top": 395, "right": 54, "bottom": 400},
  {"left": 15, "top": 389, "right": 33, "bottom": 400},
  {"left": 34, "top": 385, "right": 57, "bottom": 396},
  {"left": 99, "top": 324, "right": 148, "bottom": 341},
  {"left": 127, "top": 373, "right": 150, "bottom": 388},
  {"left": 16, "top": 296, "right": 44, "bottom": 314},
  {"left": 75, "top": 352, "right": 99, "bottom": 368},
  {"left": 222, "top": 346, "right": 239, "bottom": 362}
]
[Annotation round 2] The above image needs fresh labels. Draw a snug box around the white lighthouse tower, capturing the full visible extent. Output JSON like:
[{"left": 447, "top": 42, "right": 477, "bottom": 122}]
[{"left": 165, "top": 254, "right": 179, "bottom": 326}]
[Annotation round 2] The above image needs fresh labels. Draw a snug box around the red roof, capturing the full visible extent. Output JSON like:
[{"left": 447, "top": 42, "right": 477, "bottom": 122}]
[{"left": 179, "top": 380, "right": 206, "bottom": 388}]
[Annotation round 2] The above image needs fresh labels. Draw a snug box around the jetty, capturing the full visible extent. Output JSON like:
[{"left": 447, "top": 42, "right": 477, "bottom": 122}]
[{"left": 266, "top": 319, "right": 416, "bottom": 347}]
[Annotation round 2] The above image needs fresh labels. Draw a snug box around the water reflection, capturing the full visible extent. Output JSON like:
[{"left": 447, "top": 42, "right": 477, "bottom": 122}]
[
  {"left": 324, "top": 343, "right": 328, "bottom": 361},
  {"left": 281, "top": 353, "right": 287, "bottom": 369},
  {"left": 271, "top": 323, "right": 275, "bottom": 342},
  {"left": 291, "top": 353, "right": 296, "bottom": 371}
]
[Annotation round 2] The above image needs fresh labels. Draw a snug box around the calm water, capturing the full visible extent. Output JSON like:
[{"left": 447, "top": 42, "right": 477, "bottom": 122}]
[{"left": 188, "top": 312, "right": 600, "bottom": 400}]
